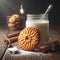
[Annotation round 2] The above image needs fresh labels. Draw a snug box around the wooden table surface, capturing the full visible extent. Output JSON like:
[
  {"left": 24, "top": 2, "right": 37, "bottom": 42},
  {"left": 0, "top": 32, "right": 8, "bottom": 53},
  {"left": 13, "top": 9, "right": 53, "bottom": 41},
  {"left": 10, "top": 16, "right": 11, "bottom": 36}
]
[{"left": 0, "top": 25, "right": 60, "bottom": 60}]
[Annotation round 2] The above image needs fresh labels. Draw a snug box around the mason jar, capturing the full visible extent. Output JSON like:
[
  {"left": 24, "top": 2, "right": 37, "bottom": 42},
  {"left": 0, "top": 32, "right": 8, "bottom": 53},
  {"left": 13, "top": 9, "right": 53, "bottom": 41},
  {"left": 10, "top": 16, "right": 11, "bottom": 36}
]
[{"left": 26, "top": 14, "right": 49, "bottom": 46}]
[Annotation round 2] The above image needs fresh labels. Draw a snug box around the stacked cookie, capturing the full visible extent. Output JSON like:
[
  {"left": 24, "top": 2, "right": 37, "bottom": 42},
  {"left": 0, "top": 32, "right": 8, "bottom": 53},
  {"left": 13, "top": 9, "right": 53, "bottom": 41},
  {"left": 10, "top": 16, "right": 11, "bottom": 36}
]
[{"left": 8, "top": 14, "right": 22, "bottom": 29}]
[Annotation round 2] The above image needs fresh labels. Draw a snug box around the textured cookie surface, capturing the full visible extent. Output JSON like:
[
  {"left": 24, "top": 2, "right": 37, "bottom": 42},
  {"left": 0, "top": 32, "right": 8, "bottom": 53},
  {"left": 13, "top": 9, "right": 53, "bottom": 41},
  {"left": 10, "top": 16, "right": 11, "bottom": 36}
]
[
  {"left": 8, "top": 14, "right": 22, "bottom": 29},
  {"left": 18, "top": 27, "right": 40, "bottom": 51},
  {"left": 9, "top": 14, "right": 20, "bottom": 23}
]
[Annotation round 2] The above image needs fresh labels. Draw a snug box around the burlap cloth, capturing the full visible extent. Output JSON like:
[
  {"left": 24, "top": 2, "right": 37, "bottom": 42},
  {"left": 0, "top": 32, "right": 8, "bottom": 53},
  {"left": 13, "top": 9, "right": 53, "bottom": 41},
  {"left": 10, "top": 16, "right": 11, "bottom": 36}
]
[
  {"left": 1, "top": 28, "right": 60, "bottom": 60},
  {"left": 2, "top": 48, "right": 60, "bottom": 60}
]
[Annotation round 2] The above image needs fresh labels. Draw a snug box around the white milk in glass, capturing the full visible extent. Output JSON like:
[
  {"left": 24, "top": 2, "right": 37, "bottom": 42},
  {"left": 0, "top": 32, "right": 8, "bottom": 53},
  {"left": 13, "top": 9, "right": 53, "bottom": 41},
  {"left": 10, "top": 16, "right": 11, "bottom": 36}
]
[{"left": 26, "top": 14, "right": 49, "bottom": 46}]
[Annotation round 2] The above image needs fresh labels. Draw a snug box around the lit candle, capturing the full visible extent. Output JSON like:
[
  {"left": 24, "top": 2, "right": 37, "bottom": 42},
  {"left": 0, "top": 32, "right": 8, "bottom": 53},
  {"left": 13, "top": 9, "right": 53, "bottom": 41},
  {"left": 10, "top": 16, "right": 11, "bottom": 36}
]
[
  {"left": 19, "top": 4, "right": 26, "bottom": 29},
  {"left": 20, "top": 5, "right": 24, "bottom": 14}
]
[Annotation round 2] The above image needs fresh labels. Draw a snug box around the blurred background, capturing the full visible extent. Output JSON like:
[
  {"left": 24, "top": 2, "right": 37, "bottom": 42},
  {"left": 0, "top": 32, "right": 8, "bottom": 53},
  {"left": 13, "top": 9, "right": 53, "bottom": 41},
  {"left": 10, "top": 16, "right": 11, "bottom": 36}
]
[{"left": 0, "top": 0, "right": 60, "bottom": 27}]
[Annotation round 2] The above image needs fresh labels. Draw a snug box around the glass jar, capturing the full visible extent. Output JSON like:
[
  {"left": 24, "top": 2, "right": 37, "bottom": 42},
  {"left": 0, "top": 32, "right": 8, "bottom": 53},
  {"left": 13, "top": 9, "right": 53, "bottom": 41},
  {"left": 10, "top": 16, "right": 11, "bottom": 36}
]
[{"left": 26, "top": 14, "right": 49, "bottom": 46}]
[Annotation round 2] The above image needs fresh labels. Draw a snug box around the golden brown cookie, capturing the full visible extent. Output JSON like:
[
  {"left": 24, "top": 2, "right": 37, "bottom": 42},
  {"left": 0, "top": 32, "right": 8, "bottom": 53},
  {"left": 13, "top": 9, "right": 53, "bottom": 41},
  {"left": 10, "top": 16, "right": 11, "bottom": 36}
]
[
  {"left": 9, "top": 14, "right": 20, "bottom": 23},
  {"left": 18, "top": 27, "right": 40, "bottom": 51},
  {"left": 8, "top": 14, "right": 24, "bottom": 29},
  {"left": 15, "top": 22, "right": 21, "bottom": 25},
  {"left": 8, "top": 23, "right": 15, "bottom": 28}
]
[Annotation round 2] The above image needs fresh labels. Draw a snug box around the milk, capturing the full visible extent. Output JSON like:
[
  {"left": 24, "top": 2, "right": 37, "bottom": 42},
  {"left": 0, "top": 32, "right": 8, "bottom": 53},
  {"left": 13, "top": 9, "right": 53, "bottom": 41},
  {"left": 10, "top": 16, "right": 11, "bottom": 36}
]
[{"left": 26, "top": 14, "right": 49, "bottom": 46}]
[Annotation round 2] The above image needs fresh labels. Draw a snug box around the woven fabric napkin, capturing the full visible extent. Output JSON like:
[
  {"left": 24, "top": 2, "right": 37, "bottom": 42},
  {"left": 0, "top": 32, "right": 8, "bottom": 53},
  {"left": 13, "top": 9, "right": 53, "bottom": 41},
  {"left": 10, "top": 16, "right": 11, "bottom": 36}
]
[{"left": 2, "top": 48, "right": 60, "bottom": 60}]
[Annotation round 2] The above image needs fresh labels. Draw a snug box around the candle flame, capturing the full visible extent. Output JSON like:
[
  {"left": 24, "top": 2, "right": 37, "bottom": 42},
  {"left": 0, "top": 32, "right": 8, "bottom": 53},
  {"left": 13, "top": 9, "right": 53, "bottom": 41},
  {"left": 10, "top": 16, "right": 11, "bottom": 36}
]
[{"left": 20, "top": 5, "right": 24, "bottom": 14}]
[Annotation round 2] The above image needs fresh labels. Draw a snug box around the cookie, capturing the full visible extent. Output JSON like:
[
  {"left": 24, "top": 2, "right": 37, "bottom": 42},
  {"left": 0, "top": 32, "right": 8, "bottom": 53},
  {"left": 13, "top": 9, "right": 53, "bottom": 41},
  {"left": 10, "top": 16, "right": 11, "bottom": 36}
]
[
  {"left": 9, "top": 14, "right": 20, "bottom": 23},
  {"left": 18, "top": 27, "right": 40, "bottom": 51},
  {"left": 15, "top": 22, "right": 21, "bottom": 25},
  {"left": 8, "top": 14, "right": 24, "bottom": 29},
  {"left": 8, "top": 23, "right": 15, "bottom": 28}
]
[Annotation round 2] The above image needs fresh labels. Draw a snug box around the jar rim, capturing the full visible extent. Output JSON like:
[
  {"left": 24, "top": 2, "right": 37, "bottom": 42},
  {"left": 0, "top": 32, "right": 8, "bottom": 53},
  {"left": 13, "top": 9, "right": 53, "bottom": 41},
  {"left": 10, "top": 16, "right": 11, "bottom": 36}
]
[
  {"left": 27, "top": 14, "right": 48, "bottom": 17},
  {"left": 27, "top": 14, "right": 48, "bottom": 20}
]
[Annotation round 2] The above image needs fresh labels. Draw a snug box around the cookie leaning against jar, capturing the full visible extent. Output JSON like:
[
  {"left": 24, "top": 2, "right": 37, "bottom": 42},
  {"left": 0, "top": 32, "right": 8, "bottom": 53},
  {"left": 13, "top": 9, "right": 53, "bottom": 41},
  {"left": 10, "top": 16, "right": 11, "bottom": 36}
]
[
  {"left": 8, "top": 14, "right": 23, "bottom": 30},
  {"left": 18, "top": 27, "right": 40, "bottom": 51}
]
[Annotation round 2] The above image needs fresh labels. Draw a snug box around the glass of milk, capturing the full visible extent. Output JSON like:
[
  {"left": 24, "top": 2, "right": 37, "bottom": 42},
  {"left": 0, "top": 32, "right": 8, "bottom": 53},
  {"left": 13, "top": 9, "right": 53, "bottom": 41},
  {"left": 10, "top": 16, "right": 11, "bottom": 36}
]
[{"left": 26, "top": 14, "right": 49, "bottom": 46}]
